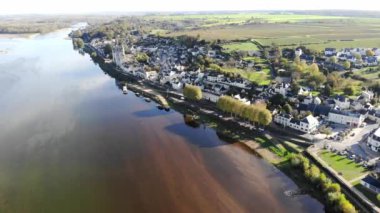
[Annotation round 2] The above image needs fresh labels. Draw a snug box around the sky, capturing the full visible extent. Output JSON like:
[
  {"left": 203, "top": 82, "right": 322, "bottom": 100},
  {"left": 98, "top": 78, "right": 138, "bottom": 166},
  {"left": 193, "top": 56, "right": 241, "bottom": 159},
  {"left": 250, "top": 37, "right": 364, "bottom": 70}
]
[{"left": 1, "top": 0, "right": 380, "bottom": 14}]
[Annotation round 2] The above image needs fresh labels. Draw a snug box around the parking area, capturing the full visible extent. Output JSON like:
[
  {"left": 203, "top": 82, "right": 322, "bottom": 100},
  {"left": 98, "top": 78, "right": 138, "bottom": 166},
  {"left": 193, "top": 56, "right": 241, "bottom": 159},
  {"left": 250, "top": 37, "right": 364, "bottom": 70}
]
[{"left": 318, "top": 121, "right": 380, "bottom": 165}]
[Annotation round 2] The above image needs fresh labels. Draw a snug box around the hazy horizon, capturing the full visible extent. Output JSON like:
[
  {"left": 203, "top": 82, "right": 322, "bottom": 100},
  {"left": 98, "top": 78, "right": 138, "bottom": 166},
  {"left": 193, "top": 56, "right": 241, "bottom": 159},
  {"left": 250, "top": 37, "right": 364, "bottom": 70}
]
[{"left": 1, "top": 0, "right": 380, "bottom": 15}]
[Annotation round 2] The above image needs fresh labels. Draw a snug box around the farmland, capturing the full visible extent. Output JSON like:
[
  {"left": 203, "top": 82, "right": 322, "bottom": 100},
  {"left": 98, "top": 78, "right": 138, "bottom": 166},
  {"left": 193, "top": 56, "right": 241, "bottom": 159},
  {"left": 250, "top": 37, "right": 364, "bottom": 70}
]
[
  {"left": 222, "top": 41, "right": 259, "bottom": 52},
  {"left": 163, "top": 13, "right": 380, "bottom": 51},
  {"left": 145, "top": 13, "right": 349, "bottom": 28}
]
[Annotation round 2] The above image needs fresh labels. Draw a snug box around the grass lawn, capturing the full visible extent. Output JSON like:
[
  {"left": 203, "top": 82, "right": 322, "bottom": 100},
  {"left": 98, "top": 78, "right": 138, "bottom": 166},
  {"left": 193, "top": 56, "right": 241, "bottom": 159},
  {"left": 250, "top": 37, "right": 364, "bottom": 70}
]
[
  {"left": 222, "top": 67, "right": 272, "bottom": 86},
  {"left": 222, "top": 42, "right": 259, "bottom": 52},
  {"left": 318, "top": 150, "right": 368, "bottom": 181},
  {"left": 355, "top": 67, "right": 380, "bottom": 81},
  {"left": 243, "top": 56, "right": 266, "bottom": 64},
  {"left": 254, "top": 137, "right": 288, "bottom": 158}
]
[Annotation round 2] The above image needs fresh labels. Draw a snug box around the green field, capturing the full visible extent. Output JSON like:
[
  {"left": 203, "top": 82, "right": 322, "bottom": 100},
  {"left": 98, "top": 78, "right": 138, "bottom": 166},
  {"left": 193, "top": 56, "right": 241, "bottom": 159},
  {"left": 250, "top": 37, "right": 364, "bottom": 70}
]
[
  {"left": 222, "top": 41, "right": 259, "bottom": 52},
  {"left": 355, "top": 67, "right": 380, "bottom": 81},
  {"left": 166, "top": 14, "right": 380, "bottom": 50},
  {"left": 319, "top": 150, "right": 368, "bottom": 181},
  {"left": 146, "top": 13, "right": 349, "bottom": 28},
  {"left": 222, "top": 67, "right": 272, "bottom": 86},
  {"left": 254, "top": 137, "right": 288, "bottom": 157}
]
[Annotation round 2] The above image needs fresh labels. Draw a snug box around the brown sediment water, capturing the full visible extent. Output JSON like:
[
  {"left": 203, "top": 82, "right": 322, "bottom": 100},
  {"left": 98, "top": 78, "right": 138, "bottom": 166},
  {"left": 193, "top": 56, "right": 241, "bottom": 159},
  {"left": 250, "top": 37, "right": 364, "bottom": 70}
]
[{"left": 0, "top": 27, "right": 324, "bottom": 213}]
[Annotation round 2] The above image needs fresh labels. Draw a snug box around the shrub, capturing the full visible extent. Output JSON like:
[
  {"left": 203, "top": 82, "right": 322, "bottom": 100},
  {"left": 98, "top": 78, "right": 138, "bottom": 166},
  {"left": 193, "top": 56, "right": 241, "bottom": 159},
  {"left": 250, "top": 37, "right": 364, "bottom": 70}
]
[
  {"left": 328, "top": 183, "right": 341, "bottom": 193},
  {"left": 309, "top": 165, "right": 321, "bottom": 183}
]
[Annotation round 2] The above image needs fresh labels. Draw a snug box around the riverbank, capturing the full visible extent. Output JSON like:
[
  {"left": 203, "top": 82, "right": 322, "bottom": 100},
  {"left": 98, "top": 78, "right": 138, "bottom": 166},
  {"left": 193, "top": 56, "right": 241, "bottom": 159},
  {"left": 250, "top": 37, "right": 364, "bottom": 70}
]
[{"left": 0, "top": 33, "right": 38, "bottom": 39}]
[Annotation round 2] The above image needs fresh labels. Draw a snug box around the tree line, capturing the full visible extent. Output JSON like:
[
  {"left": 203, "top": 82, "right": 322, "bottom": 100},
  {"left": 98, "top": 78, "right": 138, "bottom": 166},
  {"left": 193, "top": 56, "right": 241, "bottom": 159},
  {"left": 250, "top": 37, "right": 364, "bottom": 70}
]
[
  {"left": 289, "top": 154, "right": 356, "bottom": 213},
  {"left": 216, "top": 96, "right": 272, "bottom": 126}
]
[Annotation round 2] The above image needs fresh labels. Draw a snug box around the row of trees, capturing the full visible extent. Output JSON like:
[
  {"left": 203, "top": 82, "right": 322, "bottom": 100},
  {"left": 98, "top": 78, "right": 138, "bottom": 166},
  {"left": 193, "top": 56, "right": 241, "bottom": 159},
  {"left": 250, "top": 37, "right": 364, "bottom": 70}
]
[
  {"left": 216, "top": 96, "right": 272, "bottom": 126},
  {"left": 183, "top": 85, "right": 203, "bottom": 101},
  {"left": 289, "top": 154, "right": 356, "bottom": 213}
]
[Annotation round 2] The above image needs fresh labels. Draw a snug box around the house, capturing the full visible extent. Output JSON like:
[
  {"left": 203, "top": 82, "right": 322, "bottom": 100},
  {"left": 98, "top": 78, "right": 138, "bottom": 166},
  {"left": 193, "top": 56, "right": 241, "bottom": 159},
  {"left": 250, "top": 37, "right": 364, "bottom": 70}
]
[
  {"left": 171, "top": 80, "right": 183, "bottom": 90},
  {"left": 146, "top": 70, "right": 158, "bottom": 80},
  {"left": 274, "top": 113, "right": 292, "bottom": 127},
  {"left": 357, "top": 90, "right": 374, "bottom": 104},
  {"left": 373, "top": 48, "right": 380, "bottom": 56},
  {"left": 298, "top": 103, "right": 331, "bottom": 117},
  {"left": 302, "top": 94, "right": 314, "bottom": 105},
  {"left": 233, "top": 94, "right": 250, "bottom": 105},
  {"left": 207, "top": 50, "right": 217, "bottom": 58},
  {"left": 282, "top": 48, "right": 295, "bottom": 59},
  {"left": 346, "top": 55, "right": 357, "bottom": 63},
  {"left": 302, "top": 95, "right": 322, "bottom": 105},
  {"left": 274, "top": 83, "right": 290, "bottom": 96},
  {"left": 334, "top": 95, "right": 350, "bottom": 110},
  {"left": 351, "top": 48, "right": 367, "bottom": 56},
  {"left": 300, "top": 54, "right": 315, "bottom": 64},
  {"left": 325, "top": 48, "right": 337, "bottom": 57},
  {"left": 361, "top": 175, "right": 380, "bottom": 193},
  {"left": 298, "top": 86, "right": 311, "bottom": 95},
  {"left": 225, "top": 78, "right": 252, "bottom": 89},
  {"left": 160, "top": 71, "right": 177, "bottom": 84},
  {"left": 364, "top": 56, "right": 378, "bottom": 66},
  {"left": 174, "top": 64, "right": 185, "bottom": 71},
  {"left": 325, "top": 63, "right": 345, "bottom": 71},
  {"left": 274, "top": 114, "right": 319, "bottom": 133},
  {"left": 213, "top": 84, "right": 228, "bottom": 95},
  {"left": 206, "top": 73, "right": 224, "bottom": 82},
  {"left": 248, "top": 50, "right": 262, "bottom": 57},
  {"left": 295, "top": 48, "right": 303, "bottom": 57},
  {"left": 367, "top": 128, "right": 380, "bottom": 152},
  {"left": 337, "top": 53, "right": 348, "bottom": 61},
  {"left": 275, "top": 76, "right": 292, "bottom": 84},
  {"left": 327, "top": 109, "right": 365, "bottom": 127},
  {"left": 368, "top": 109, "right": 380, "bottom": 123}
]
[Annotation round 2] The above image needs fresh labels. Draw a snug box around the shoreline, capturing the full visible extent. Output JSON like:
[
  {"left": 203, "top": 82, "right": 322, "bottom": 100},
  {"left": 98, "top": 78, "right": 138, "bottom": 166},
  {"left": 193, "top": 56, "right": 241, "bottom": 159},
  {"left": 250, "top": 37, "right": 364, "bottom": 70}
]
[{"left": 0, "top": 33, "right": 39, "bottom": 39}]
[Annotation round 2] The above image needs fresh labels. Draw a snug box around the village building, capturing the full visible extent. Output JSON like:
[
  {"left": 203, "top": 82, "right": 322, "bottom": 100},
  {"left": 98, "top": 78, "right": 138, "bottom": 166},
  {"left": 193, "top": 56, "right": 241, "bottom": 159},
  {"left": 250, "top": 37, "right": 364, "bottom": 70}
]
[
  {"left": 361, "top": 175, "right": 380, "bottom": 193},
  {"left": 295, "top": 48, "right": 303, "bottom": 57},
  {"left": 324, "top": 48, "right": 337, "bottom": 57},
  {"left": 367, "top": 127, "right": 380, "bottom": 152},
  {"left": 274, "top": 114, "right": 319, "bottom": 133},
  {"left": 327, "top": 109, "right": 365, "bottom": 127}
]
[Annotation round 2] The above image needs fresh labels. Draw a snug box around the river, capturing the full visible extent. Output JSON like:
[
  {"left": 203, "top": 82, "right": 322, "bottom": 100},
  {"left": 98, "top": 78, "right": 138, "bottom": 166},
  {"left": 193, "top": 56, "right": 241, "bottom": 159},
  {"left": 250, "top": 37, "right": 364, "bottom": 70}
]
[{"left": 0, "top": 28, "right": 324, "bottom": 212}]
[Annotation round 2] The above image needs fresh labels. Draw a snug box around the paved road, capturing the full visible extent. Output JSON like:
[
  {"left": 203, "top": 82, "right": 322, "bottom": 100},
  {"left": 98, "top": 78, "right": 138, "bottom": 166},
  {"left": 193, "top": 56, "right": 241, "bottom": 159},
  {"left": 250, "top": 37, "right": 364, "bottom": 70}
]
[{"left": 317, "top": 122, "right": 380, "bottom": 161}]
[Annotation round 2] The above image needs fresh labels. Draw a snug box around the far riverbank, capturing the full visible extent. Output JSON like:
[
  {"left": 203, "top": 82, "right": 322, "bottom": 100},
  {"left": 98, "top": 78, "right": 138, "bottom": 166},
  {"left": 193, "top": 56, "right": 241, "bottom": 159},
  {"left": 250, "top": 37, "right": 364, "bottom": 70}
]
[{"left": 0, "top": 33, "right": 39, "bottom": 39}]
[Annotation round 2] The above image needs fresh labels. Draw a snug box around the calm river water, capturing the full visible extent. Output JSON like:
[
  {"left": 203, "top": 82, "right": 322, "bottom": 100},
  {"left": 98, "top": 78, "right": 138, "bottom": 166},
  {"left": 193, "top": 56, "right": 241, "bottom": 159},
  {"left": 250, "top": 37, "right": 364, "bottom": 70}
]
[{"left": 0, "top": 28, "right": 324, "bottom": 213}]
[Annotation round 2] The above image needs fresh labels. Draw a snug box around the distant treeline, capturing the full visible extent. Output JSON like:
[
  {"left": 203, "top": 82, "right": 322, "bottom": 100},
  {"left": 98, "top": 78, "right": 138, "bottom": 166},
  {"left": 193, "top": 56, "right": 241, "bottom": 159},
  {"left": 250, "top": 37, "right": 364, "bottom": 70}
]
[
  {"left": 291, "top": 10, "right": 380, "bottom": 18},
  {"left": 0, "top": 15, "right": 116, "bottom": 34},
  {"left": 0, "top": 23, "right": 70, "bottom": 34}
]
